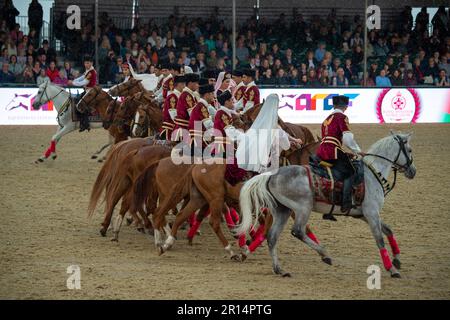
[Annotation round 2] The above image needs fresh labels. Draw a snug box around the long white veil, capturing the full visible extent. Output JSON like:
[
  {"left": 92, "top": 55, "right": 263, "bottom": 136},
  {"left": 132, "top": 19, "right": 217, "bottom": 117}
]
[
  {"left": 236, "top": 93, "right": 281, "bottom": 173},
  {"left": 128, "top": 63, "right": 158, "bottom": 91}
]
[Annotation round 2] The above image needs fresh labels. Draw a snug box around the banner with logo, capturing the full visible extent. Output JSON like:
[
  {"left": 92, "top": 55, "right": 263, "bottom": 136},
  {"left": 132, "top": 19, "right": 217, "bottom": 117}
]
[
  {"left": 0, "top": 87, "right": 449, "bottom": 125},
  {"left": 260, "top": 88, "right": 450, "bottom": 124}
]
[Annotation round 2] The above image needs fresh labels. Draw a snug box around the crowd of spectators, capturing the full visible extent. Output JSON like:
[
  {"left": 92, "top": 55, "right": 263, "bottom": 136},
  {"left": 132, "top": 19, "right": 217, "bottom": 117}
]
[{"left": 1, "top": 2, "right": 449, "bottom": 87}]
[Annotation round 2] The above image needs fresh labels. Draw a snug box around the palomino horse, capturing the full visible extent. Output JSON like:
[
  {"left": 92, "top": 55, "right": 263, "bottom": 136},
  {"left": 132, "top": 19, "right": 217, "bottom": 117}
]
[
  {"left": 237, "top": 132, "right": 416, "bottom": 277},
  {"left": 32, "top": 81, "right": 111, "bottom": 163}
]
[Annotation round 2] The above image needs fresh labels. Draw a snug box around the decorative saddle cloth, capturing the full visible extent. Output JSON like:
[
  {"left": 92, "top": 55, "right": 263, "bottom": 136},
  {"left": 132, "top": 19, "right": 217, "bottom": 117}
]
[{"left": 306, "top": 155, "right": 365, "bottom": 207}]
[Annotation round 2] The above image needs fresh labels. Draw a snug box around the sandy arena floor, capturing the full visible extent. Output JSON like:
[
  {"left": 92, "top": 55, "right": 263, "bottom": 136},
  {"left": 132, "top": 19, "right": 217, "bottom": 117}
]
[{"left": 0, "top": 124, "right": 449, "bottom": 299}]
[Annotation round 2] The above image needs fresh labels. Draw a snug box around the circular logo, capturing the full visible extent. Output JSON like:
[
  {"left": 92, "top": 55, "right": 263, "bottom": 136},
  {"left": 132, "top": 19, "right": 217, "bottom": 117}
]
[{"left": 376, "top": 88, "right": 420, "bottom": 123}]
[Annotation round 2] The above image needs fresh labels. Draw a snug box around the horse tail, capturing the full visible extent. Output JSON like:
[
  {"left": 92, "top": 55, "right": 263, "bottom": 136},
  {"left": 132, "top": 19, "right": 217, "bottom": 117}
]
[
  {"left": 131, "top": 161, "right": 160, "bottom": 214},
  {"left": 87, "top": 158, "right": 112, "bottom": 218},
  {"left": 107, "top": 149, "right": 138, "bottom": 202},
  {"left": 235, "top": 173, "right": 276, "bottom": 236}
]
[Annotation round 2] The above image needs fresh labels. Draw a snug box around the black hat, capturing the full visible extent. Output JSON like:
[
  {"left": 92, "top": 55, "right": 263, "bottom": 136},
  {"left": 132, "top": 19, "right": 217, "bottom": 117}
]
[
  {"left": 199, "top": 84, "right": 215, "bottom": 95},
  {"left": 243, "top": 68, "right": 256, "bottom": 78},
  {"left": 160, "top": 62, "right": 170, "bottom": 70},
  {"left": 185, "top": 73, "right": 200, "bottom": 84},
  {"left": 203, "top": 69, "right": 217, "bottom": 80},
  {"left": 174, "top": 75, "right": 186, "bottom": 84},
  {"left": 332, "top": 95, "right": 349, "bottom": 107},
  {"left": 198, "top": 78, "right": 209, "bottom": 86},
  {"left": 217, "top": 90, "right": 232, "bottom": 105},
  {"left": 232, "top": 70, "right": 243, "bottom": 77},
  {"left": 83, "top": 55, "right": 93, "bottom": 62}
]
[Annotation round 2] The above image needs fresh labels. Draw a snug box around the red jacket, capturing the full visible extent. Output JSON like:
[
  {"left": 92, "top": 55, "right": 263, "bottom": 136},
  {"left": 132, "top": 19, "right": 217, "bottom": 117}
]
[
  {"left": 46, "top": 68, "right": 59, "bottom": 82},
  {"left": 162, "top": 76, "right": 174, "bottom": 99},
  {"left": 316, "top": 111, "right": 351, "bottom": 160},
  {"left": 234, "top": 83, "right": 246, "bottom": 101},
  {"left": 162, "top": 90, "right": 180, "bottom": 140},
  {"left": 174, "top": 88, "right": 197, "bottom": 130},
  {"left": 243, "top": 82, "right": 260, "bottom": 109},
  {"left": 188, "top": 99, "right": 211, "bottom": 148}
]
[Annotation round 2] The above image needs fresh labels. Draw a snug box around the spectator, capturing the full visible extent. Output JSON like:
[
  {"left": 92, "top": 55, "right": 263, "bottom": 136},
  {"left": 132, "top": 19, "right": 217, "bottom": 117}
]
[
  {"left": 438, "top": 55, "right": 450, "bottom": 75},
  {"left": 62, "top": 61, "right": 77, "bottom": 80},
  {"left": 412, "top": 57, "right": 424, "bottom": 84},
  {"left": 299, "top": 74, "right": 308, "bottom": 86},
  {"left": 373, "top": 38, "right": 390, "bottom": 57},
  {"left": 37, "top": 40, "right": 57, "bottom": 64},
  {"left": 275, "top": 68, "right": 290, "bottom": 85},
  {"left": 282, "top": 48, "right": 297, "bottom": 67},
  {"left": 36, "top": 68, "right": 50, "bottom": 85},
  {"left": 32, "top": 61, "right": 41, "bottom": 81},
  {"left": 260, "top": 68, "right": 276, "bottom": 85},
  {"left": 53, "top": 68, "right": 68, "bottom": 86},
  {"left": 17, "top": 66, "right": 35, "bottom": 84},
  {"left": 368, "top": 61, "right": 379, "bottom": 81},
  {"left": 343, "top": 58, "right": 358, "bottom": 85},
  {"left": 314, "top": 42, "right": 326, "bottom": 63},
  {"left": 390, "top": 69, "right": 404, "bottom": 86},
  {"left": 307, "top": 68, "right": 320, "bottom": 87},
  {"left": 319, "top": 69, "right": 331, "bottom": 87},
  {"left": 0, "top": 63, "right": 15, "bottom": 83},
  {"left": 435, "top": 69, "right": 449, "bottom": 87},
  {"left": 46, "top": 61, "right": 59, "bottom": 83},
  {"left": 416, "top": 8, "right": 429, "bottom": 31},
  {"left": 289, "top": 68, "right": 300, "bottom": 85},
  {"left": 404, "top": 69, "right": 417, "bottom": 86},
  {"left": 206, "top": 50, "right": 218, "bottom": 69},
  {"left": 8, "top": 54, "right": 23, "bottom": 76},
  {"left": 1, "top": 0, "right": 20, "bottom": 31},
  {"left": 332, "top": 67, "right": 349, "bottom": 87},
  {"left": 305, "top": 51, "right": 317, "bottom": 70},
  {"left": 399, "top": 54, "right": 412, "bottom": 70},
  {"left": 376, "top": 69, "right": 392, "bottom": 87},
  {"left": 98, "top": 36, "right": 111, "bottom": 61},
  {"left": 188, "top": 56, "right": 200, "bottom": 73},
  {"left": 28, "top": 0, "right": 43, "bottom": 38},
  {"left": 235, "top": 38, "right": 249, "bottom": 64},
  {"left": 423, "top": 57, "right": 440, "bottom": 81}
]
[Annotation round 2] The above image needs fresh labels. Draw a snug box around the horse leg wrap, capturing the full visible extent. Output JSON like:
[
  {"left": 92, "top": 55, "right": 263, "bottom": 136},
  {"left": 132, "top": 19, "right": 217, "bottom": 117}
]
[
  {"left": 248, "top": 233, "right": 266, "bottom": 253},
  {"left": 224, "top": 210, "right": 236, "bottom": 229},
  {"left": 188, "top": 213, "right": 196, "bottom": 228},
  {"left": 249, "top": 225, "right": 257, "bottom": 239},
  {"left": 387, "top": 235, "right": 400, "bottom": 255},
  {"left": 238, "top": 234, "right": 247, "bottom": 248},
  {"left": 380, "top": 248, "right": 393, "bottom": 271},
  {"left": 50, "top": 140, "right": 56, "bottom": 153},
  {"left": 187, "top": 218, "right": 201, "bottom": 240},
  {"left": 229, "top": 207, "right": 240, "bottom": 224},
  {"left": 306, "top": 231, "right": 320, "bottom": 244}
]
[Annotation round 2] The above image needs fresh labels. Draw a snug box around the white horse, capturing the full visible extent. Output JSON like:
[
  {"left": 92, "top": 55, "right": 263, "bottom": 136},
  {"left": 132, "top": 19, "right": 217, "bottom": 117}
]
[
  {"left": 32, "top": 81, "right": 113, "bottom": 163},
  {"left": 236, "top": 132, "right": 416, "bottom": 278}
]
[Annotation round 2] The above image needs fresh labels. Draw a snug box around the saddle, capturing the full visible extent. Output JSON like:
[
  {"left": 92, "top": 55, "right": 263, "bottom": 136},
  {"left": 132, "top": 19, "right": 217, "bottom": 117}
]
[
  {"left": 307, "top": 155, "right": 365, "bottom": 216},
  {"left": 71, "top": 99, "right": 103, "bottom": 123}
]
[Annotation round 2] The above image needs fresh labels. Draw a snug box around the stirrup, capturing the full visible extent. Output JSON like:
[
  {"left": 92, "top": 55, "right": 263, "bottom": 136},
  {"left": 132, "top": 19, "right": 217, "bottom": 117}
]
[{"left": 322, "top": 213, "right": 337, "bottom": 221}]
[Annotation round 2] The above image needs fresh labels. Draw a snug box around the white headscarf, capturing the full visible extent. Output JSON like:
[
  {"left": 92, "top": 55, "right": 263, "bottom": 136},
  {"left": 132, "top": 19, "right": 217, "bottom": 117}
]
[
  {"left": 236, "top": 94, "right": 282, "bottom": 173},
  {"left": 214, "top": 71, "right": 225, "bottom": 95}
]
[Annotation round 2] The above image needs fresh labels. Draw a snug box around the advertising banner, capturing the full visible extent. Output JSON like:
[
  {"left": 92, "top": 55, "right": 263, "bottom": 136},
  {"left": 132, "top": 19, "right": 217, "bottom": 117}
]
[{"left": 0, "top": 87, "right": 449, "bottom": 125}]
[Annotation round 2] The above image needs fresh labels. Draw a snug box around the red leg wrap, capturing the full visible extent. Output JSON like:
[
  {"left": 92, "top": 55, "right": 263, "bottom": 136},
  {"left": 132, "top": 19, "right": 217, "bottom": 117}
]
[
  {"left": 248, "top": 233, "right": 266, "bottom": 253},
  {"left": 188, "top": 213, "right": 196, "bottom": 227},
  {"left": 380, "top": 248, "right": 393, "bottom": 271},
  {"left": 306, "top": 231, "right": 320, "bottom": 244},
  {"left": 44, "top": 146, "right": 52, "bottom": 158},
  {"left": 187, "top": 219, "right": 201, "bottom": 239},
  {"left": 387, "top": 235, "right": 400, "bottom": 255},
  {"left": 50, "top": 140, "right": 56, "bottom": 153},
  {"left": 224, "top": 210, "right": 235, "bottom": 229},
  {"left": 229, "top": 207, "right": 239, "bottom": 224},
  {"left": 238, "top": 234, "right": 247, "bottom": 248}
]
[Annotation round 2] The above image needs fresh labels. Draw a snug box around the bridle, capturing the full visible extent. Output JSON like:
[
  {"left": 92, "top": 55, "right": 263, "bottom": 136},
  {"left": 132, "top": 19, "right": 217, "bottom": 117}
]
[
  {"left": 131, "top": 106, "right": 149, "bottom": 137},
  {"left": 112, "top": 80, "right": 139, "bottom": 96},
  {"left": 37, "top": 81, "right": 66, "bottom": 107},
  {"left": 363, "top": 135, "right": 414, "bottom": 196}
]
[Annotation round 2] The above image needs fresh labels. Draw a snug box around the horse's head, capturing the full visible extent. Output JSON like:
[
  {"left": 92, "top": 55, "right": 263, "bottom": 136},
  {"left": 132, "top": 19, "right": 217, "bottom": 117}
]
[
  {"left": 391, "top": 131, "right": 416, "bottom": 179},
  {"left": 33, "top": 80, "right": 61, "bottom": 110},
  {"left": 77, "top": 86, "right": 106, "bottom": 113},
  {"left": 109, "top": 79, "right": 142, "bottom": 97},
  {"left": 131, "top": 105, "right": 149, "bottom": 137}
]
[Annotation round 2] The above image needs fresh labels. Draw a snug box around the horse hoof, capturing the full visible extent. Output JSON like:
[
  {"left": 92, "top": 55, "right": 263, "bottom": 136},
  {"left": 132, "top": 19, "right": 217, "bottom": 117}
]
[
  {"left": 282, "top": 272, "right": 291, "bottom": 278},
  {"left": 322, "top": 257, "right": 333, "bottom": 265},
  {"left": 111, "top": 238, "right": 118, "bottom": 242},
  {"left": 391, "top": 272, "right": 401, "bottom": 278},
  {"left": 393, "top": 258, "right": 401, "bottom": 270},
  {"left": 97, "top": 159, "right": 103, "bottom": 163},
  {"left": 147, "top": 229, "right": 155, "bottom": 236},
  {"left": 137, "top": 227, "right": 145, "bottom": 234},
  {"left": 126, "top": 218, "right": 133, "bottom": 226},
  {"left": 35, "top": 158, "right": 44, "bottom": 164},
  {"left": 230, "top": 254, "right": 242, "bottom": 262},
  {"left": 91, "top": 155, "right": 97, "bottom": 159},
  {"left": 240, "top": 253, "right": 247, "bottom": 262},
  {"left": 187, "top": 237, "right": 193, "bottom": 246},
  {"left": 100, "top": 229, "right": 107, "bottom": 237},
  {"left": 51, "top": 154, "right": 57, "bottom": 160},
  {"left": 157, "top": 246, "right": 165, "bottom": 256}
]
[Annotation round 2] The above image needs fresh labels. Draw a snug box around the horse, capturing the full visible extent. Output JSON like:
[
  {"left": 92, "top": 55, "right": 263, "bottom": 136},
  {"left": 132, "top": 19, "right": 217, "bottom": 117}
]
[
  {"left": 131, "top": 103, "right": 164, "bottom": 138},
  {"left": 132, "top": 140, "right": 321, "bottom": 260},
  {"left": 108, "top": 78, "right": 145, "bottom": 98},
  {"left": 236, "top": 132, "right": 416, "bottom": 278},
  {"left": 32, "top": 81, "right": 112, "bottom": 163}
]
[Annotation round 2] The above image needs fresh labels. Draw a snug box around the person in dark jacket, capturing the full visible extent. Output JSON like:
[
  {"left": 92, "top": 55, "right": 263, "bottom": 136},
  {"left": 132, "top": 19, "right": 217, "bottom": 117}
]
[
  {"left": 28, "top": 0, "right": 43, "bottom": 39},
  {"left": 2, "top": 0, "right": 20, "bottom": 31}
]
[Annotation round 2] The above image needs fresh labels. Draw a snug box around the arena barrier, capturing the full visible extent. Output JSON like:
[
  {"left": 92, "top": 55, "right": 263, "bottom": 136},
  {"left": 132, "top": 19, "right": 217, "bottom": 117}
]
[{"left": 0, "top": 87, "right": 449, "bottom": 125}]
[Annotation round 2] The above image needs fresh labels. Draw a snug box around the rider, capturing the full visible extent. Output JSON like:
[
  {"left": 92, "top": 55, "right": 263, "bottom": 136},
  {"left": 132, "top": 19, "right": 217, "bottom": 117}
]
[
  {"left": 188, "top": 83, "right": 216, "bottom": 159},
  {"left": 68, "top": 55, "right": 97, "bottom": 132},
  {"left": 316, "top": 95, "right": 364, "bottom": 213},
  {"left": 173, "top": 73, "right": 200, "bottom": 142},
  {"left": 231, "top": 69, "right": 246, "bottom": 103},
  {"left": 161, "top": 75, "right": 185, "bottom": 141},
  {"left": 239, "top": 68, "right": 260, "bottom": 113},
  {"left": 121, "top": 62, "right": 133, "bottom": 82}
]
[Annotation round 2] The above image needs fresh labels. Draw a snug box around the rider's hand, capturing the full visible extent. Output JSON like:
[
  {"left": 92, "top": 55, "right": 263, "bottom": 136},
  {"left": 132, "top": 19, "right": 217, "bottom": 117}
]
[{"left": 67, "top": 80, "right": 73, "bottom": 86}]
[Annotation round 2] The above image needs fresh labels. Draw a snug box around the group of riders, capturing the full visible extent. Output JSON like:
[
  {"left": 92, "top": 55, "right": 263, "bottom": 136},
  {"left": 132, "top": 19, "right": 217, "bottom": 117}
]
[{"left": 71, "top": 55, "right": 364, "bottom": 213}]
